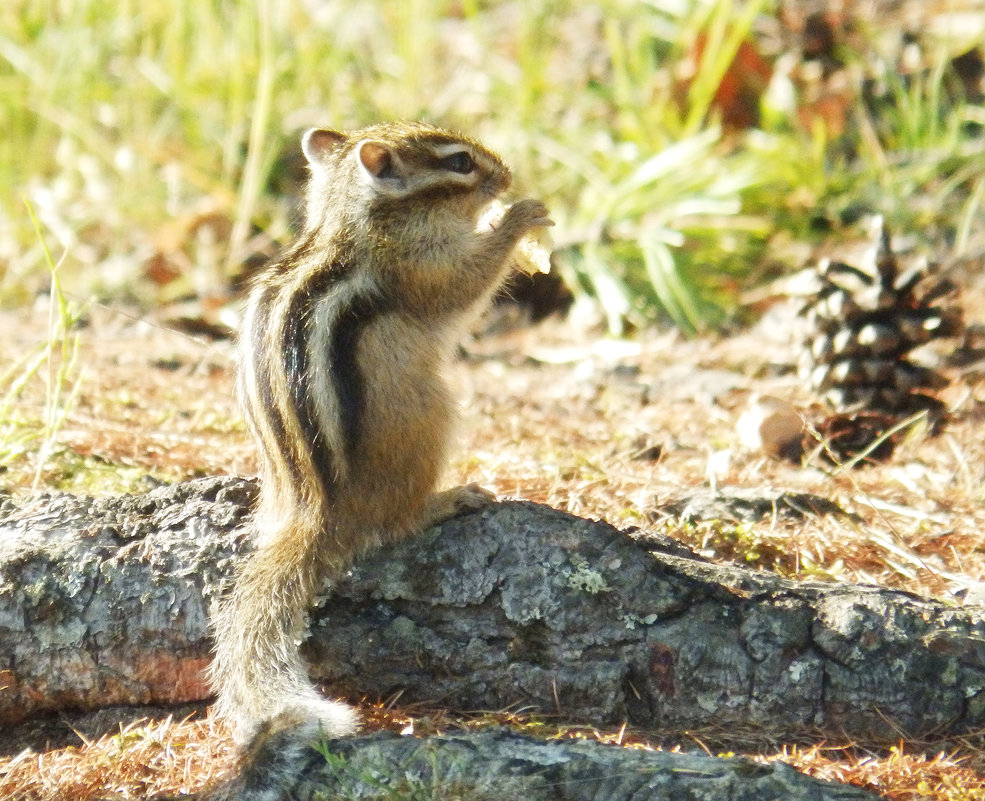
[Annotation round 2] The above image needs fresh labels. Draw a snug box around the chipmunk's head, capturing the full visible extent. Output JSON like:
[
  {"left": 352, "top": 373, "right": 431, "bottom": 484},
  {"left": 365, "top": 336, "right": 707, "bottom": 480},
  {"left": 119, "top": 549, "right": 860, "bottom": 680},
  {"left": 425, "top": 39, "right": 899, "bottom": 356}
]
[{"left": 300, "top": 121, "right": 512, "bottom": 235}]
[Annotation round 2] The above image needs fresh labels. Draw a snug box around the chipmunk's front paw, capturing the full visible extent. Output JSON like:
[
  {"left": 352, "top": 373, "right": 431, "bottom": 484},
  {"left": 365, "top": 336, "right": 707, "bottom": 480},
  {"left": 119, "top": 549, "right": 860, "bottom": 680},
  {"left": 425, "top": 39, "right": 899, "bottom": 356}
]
[{"left": 502, "top": 198, "right": 554, "bottom": 237}]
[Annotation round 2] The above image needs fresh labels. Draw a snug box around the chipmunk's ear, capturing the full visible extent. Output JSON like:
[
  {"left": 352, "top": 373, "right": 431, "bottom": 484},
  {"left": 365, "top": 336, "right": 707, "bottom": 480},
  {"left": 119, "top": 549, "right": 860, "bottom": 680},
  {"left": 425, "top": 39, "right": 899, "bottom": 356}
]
[
  {"left": 356, "top": 141, "right": 393, "bottom": 177},
  {"left": 301, "top": 128, "right": 347, "bottom": 167},
  {"left": 355, "top": 140, "right": 406, "bottom": 194}
]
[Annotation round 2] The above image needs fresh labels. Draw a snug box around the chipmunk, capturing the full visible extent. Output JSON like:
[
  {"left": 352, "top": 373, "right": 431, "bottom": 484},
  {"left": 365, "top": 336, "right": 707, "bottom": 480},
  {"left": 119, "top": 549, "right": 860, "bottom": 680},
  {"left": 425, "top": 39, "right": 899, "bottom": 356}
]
[{"left": 209, "top": 121, "right": 553, "bottom": 744}]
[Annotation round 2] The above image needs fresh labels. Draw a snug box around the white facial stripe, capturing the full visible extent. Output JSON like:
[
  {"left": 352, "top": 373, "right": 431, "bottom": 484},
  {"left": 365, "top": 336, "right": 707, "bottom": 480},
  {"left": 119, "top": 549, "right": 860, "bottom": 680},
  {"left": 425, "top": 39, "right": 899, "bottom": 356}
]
[{"left": 431, "top": 142, "right": 475, "bottom": 158}]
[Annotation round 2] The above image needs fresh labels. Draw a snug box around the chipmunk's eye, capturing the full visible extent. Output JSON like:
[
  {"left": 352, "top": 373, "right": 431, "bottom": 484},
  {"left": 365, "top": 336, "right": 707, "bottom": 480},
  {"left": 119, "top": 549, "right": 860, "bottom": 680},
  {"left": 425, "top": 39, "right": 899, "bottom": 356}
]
[{"left": 440, "top": 151, "right": 475, "bottom": 174}]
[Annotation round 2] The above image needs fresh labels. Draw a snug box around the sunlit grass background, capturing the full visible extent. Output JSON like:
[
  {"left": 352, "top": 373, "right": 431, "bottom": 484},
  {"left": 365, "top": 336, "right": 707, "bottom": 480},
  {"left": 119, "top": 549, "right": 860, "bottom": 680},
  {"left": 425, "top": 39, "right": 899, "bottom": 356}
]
[{"left": 3, "top": 0, "right": 984, "bottom": 334}]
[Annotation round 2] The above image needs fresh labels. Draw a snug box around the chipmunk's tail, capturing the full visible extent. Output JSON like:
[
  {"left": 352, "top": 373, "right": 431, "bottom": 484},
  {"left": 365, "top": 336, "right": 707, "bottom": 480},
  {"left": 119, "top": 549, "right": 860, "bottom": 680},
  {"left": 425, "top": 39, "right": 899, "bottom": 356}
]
[{"left": 208, "top": 513, "right": 359, "bottom": 745}]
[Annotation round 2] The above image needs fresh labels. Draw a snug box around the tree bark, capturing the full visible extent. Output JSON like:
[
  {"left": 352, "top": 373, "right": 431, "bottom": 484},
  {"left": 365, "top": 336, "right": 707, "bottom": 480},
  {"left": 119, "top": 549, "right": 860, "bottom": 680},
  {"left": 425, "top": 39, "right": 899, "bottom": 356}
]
[
  {"left": 200, "top": 727, "right": 879, "bottom": 801},
  {"left": 2, "top": 475, "right": 984, "bottom": 744}
]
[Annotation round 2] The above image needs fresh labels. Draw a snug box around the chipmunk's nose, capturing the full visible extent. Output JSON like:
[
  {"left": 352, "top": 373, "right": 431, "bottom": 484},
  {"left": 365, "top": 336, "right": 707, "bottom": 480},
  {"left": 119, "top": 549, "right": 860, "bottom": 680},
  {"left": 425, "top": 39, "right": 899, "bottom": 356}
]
[{"left": 484, "top": 168, "right": 511, "bottom": 196}]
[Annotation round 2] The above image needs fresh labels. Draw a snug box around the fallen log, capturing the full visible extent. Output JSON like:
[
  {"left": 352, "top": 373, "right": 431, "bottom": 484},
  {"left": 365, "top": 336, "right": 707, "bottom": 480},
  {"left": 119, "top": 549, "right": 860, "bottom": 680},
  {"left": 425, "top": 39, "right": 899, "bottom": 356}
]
[
  {"left": 201, "top": 726, "right": 878, "bottom": 801},
  {"left": 2, "top": 475, "right": 984, "bottom": 743}
]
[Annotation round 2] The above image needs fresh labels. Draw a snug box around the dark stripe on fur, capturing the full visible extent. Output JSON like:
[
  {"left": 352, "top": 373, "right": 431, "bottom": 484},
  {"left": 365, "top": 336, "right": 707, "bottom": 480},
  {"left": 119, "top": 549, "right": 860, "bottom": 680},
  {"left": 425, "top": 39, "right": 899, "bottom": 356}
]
[
  {"left": 243, "top": 282, "right": 304, "bottom": 487},
  {"left": 327, "top": 291, "right": 391, "bottom": 462},
  {"left": 282, "top": 263, "right": 347, "bottom": 497},
  {"left": 267, "top": 231, "right": 319, "bottom": 276},
  {"left": 374, "top": 181, "right": 474, "bottom": 214}
]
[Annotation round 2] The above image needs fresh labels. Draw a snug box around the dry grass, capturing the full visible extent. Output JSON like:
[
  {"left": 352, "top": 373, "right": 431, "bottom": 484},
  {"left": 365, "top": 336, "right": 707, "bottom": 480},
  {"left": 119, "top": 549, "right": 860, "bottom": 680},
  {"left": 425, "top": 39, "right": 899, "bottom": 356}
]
[
  {"left": 4, "top": 704, "right": 985, "bottom": 799},
  {"left": 0, "top": 714, "right": 236, "bottom": 800},
  {"left": 3, "top": 284, "right": 985, "bottom": 798}
]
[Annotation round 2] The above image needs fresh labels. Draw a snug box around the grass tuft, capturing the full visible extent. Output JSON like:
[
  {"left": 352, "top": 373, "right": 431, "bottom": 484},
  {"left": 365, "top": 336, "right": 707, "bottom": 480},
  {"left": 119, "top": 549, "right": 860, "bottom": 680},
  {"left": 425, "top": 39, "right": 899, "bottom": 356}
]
[{"left": 2, "top": 1, "right": 984, "bottom": 330}]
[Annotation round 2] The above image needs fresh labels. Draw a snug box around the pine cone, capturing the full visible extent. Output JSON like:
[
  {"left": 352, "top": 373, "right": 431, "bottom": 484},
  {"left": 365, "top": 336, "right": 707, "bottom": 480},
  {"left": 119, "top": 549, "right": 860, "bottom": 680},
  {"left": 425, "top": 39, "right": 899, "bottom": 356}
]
[{"left": 798, "top": 216, "right": 961, "bottom": 421}]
